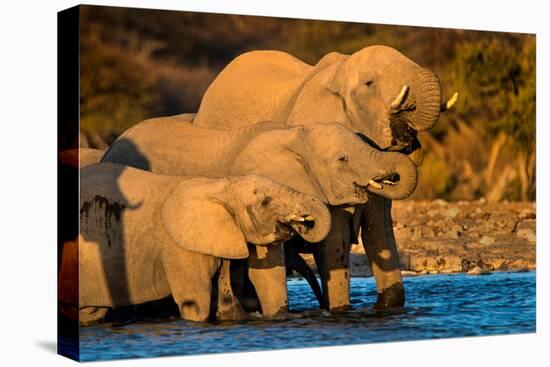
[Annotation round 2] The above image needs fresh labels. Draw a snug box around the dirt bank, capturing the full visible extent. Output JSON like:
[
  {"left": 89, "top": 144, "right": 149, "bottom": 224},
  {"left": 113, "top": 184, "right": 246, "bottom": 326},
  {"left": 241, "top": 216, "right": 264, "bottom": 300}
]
[{"left": 304, "top": 200, "right": 536, "bottom": 276}]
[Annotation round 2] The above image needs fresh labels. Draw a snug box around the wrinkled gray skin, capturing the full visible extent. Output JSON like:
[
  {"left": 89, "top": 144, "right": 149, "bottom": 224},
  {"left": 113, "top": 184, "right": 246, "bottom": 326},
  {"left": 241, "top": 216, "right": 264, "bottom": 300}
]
[
  {"left": 59, "top": 163, "right": 331, "bottom": 324},
  {"left": 102, "top": 117, "right": 417, "bottom": 315},
  {"left": 193, "top": 45, "right": 455, "bottom": 310}
]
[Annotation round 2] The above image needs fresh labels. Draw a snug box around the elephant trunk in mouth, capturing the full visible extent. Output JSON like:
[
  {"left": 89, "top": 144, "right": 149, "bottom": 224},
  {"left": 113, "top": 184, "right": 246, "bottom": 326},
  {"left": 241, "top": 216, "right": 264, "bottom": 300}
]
[
  {"left": 364, "top": 148, "right": 418, "bottom": 200},
  {"left": 407, "top": 68, "right": 442, "bottom": 131},
  {"left": 288, "top": 195, "right": 331, "bottom": 244}
]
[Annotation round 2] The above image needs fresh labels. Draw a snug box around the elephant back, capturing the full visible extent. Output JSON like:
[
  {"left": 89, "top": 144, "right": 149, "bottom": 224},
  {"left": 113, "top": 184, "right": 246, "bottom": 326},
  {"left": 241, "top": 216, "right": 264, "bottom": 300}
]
[{"left": 194, "top": 50, "right": 311, "bottom": 129}]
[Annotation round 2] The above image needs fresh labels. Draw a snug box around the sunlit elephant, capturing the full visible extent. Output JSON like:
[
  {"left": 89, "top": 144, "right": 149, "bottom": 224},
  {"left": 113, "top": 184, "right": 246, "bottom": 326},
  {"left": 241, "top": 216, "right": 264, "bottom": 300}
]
[
  {"left": 192, "top": 45, "right": 457, "bottom": 310},
  {"left": 58, "top": 163, "right": 331, "bottom": 324},
  {"left": 102, "top": 116, "right": 417, "bottom": 315}
]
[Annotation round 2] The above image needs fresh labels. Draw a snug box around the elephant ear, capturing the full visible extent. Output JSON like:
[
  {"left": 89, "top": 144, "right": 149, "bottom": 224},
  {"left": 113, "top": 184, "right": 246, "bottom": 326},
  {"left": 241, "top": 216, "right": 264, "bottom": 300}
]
[
  {"left": 326, "top": 56, "right": 350, "bottom": 97},
  {"left": 161, "top": 190, "right": 248, "bottom": 259},
  {"left": 315, "top": 51, "right": 347, "bottom": 70}
]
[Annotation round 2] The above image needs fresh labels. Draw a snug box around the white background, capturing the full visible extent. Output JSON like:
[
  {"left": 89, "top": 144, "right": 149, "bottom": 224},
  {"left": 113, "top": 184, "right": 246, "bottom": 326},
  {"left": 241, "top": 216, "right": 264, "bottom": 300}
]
[{"left": 0, "top": 0, "right": 547, "bottom": 366}]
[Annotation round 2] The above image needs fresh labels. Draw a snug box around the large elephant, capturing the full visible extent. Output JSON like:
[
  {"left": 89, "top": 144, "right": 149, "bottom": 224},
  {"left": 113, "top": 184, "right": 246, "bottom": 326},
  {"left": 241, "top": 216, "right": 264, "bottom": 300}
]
[
  {"left": 58, "top": 163, "right": 331, "bottom": 324},
  {"left": 192, "top": 45, "right": 457, "bottom": 310},
  {"left": 102, "top": 116, "right": 417, "bottom": 315}
]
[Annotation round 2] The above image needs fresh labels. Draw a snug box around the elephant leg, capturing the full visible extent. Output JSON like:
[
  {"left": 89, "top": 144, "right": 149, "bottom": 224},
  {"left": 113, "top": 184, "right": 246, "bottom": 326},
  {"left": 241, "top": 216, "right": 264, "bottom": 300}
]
[
  {"left": 162, "top": 249, "right": 218, "bottom": 322},
  {"left": 215, "top": 260, "right": 249, "bottom": 321},
  {"left": 361, "top": 195, "right": 405, "bottom": 309},
  {"left": 79, "top": 306, "right": 109, "bottom": 326},
  {"left": 247, "top": 243, "right": 288, "bottom": 316},
  {"left": 284, "top": 242, "right": 325, "bottom": 308},
  {"left": 230, "top": 260, "right": 261, "bottom": 312},
  {"left": 316, "top": 207, "right": 352, "bottom": 312}
]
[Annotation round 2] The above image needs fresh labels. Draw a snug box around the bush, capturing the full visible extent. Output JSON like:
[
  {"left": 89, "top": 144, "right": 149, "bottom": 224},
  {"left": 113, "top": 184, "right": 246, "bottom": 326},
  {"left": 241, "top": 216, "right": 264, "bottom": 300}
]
[{"left": 79, "top": 27, "right": 156, "bottom": 139}]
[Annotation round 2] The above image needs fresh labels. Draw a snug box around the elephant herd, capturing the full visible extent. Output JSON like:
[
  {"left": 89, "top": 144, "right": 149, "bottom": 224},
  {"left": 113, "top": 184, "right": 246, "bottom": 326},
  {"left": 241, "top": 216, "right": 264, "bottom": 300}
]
[{"left": 58, "top": 45, "right": 457, "bottom": 324}]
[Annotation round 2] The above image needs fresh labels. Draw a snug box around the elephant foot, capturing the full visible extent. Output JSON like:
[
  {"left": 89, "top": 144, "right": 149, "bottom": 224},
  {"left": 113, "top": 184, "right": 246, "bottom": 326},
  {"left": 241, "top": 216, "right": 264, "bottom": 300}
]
[
  {"left": 216, "top": 308, "right": 249, "bottom": 322},
  {"left": 329, "top": 304, "right": 352, "bottom": 313},
  {"left": 247, "top": 243, "right": 289, "bottom": 317},
  {"left": 373, "top": 283, "right": 405, "bottom": 309},
  {"left": 180, "top": 300, "right": 211, "bottom": 322},
  {"left": 257, "top": 307, "right": 291, "bottom": 320},
  {"left": 79, "top": 306, "right": 109, "bottom": 326},
  {"left": 236, "top": 294, "right": 261, "bottom": 313},
  {"left": 216, "top": 302, "right": 249, "bottom": 322},
  {"left": 215, "top": 259, "right": 249, "bottom": 322}
]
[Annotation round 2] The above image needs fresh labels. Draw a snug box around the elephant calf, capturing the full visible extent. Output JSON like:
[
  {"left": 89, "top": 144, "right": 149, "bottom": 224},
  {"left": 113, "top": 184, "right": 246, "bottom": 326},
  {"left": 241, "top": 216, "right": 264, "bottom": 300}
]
[
  {"left": 58, "top": 163, "right": 331, "bottom": 324},
  {"left": 102, "top": 116, "right": 418, "bottom": 314}
]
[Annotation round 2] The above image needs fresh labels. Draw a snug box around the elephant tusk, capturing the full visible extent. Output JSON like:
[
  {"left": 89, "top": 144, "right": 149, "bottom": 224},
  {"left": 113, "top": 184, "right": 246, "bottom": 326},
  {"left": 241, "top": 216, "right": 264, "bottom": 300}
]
[
  {"left": 290, "top": 214, "right": 305, "bottom": 222},
  {"left": 440, "top": 92, "right": 458, "bottom": 112},
  {"left": 368, "top": 179, "right": 383, "bottom": 189},
  {"left": 390, "top": 85, "right": 409, "bottom": 111}
]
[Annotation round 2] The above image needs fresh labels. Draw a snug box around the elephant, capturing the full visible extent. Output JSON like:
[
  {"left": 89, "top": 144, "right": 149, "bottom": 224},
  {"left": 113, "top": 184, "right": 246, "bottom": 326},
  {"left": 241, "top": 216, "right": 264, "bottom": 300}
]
[
  {"left": 58, "top": 162, "right": 331, "bottom": 324},
  {"left": 191, "top": 45, "right": 457, "bottom": 310},
  {"left": 57, "top": 146, "right": 330, "bottom": 316},
  {"left": 57, "top": 147, "right": 107, "bottom": 281},
  {"left": 58, "top": 147, "right": 106, "bottom": 169},
  {"left": 101, "top": 116, "right": 417, "bottom": 315}
]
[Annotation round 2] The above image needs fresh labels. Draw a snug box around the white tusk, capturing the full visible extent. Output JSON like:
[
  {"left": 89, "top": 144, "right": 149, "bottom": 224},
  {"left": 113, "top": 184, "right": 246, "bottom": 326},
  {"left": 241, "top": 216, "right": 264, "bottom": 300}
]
[
  {"left": 368, "top": 179, "right": 383, "bottom": 189},
  {"left": 390, "top": 85, "right": 409, "bottom": 110},
  {"left": 290, "top": 214, "right": 305, "bottom": 222},
  {"left": 304, "top": 215, "right": 315, "bottom": 221},
  {"left": 441, "top": 92, "right": 458, "bottom": 112}
]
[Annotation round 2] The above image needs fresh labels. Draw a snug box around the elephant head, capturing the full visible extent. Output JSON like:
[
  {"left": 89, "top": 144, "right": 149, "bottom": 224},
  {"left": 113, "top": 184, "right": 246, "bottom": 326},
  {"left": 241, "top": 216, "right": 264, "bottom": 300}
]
[
  {"left": 230, "top": 123, "right": 418, "bottom": 207},
  {"left": 327, "top": 45, "right": 457, "bottom": 152},
  {"left": 161, "top": 175, "right": 332, "bottom": 259}
]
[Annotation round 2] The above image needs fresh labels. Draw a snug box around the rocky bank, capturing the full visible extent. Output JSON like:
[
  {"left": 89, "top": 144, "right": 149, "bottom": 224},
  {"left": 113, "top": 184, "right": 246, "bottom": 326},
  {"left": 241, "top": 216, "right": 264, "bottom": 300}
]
[{"left": 304, "top": 200, "right": 536, "bottom": 276}]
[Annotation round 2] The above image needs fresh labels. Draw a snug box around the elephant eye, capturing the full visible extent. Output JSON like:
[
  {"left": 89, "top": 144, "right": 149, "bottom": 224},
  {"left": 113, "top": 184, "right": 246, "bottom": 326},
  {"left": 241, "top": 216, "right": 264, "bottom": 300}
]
[
  {"left": 337, "top": 154, "right": 348, "bottom": 163},
  {"left": 364, "top": 80, "right": 374, "bottom": 87},
  {"left": 261, "top": 196, "right": 272, "bottom": 207}
]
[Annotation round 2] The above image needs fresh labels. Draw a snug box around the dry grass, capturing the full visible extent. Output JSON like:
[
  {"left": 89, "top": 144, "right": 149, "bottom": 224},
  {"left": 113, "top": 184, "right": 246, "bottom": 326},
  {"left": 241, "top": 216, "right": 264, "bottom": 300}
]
[{"left": 411, "top": 121, "right": 535, "bottom": 202}]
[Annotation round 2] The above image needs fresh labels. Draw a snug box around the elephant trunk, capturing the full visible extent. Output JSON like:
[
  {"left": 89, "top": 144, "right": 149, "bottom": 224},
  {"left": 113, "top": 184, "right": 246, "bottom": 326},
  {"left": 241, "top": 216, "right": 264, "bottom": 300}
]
[
  {"left": 365, "top": 149, "right": 418, "bottom": 200},
  {"left": 289, "top": 195, "right": 331, "bottom": 243},
  {"left": 407, "top": 68, "right": 442, "bottom": 131}
]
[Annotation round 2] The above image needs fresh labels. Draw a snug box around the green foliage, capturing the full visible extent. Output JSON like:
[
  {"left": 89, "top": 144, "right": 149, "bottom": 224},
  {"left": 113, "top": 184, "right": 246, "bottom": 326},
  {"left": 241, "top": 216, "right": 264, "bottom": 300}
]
[{"left": 450, "top": 37, "right": 535, "bottom": 150}]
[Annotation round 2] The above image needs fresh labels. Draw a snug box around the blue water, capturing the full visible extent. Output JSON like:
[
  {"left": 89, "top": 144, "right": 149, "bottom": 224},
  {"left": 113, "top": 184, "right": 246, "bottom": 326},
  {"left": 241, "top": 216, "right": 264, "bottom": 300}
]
[{"left": 79, "top": 271, "right": 536, "bottom": 361}]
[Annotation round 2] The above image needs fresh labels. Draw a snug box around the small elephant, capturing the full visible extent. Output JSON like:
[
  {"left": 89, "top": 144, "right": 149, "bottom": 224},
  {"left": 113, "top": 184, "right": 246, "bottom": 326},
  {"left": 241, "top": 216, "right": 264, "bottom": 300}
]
[
  {"left": 102, "top": 117, "right": 417, "bottom": 314},
  {"left": 58, "top": 163, "right": 331, "bottom": 324},
  {"left": 191, "top": 45, "right": 457, "bottom": 310}
]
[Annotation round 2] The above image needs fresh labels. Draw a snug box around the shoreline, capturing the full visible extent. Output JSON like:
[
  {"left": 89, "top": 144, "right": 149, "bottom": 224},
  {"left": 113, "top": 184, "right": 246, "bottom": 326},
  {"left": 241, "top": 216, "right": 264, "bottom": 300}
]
[{"left": 301, "top": 199, "right": 536, "bottom": 277}]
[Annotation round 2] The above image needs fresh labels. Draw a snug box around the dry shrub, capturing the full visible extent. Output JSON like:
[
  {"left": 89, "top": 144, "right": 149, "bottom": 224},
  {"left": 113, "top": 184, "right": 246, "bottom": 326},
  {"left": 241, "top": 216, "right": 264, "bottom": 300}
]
[
  {"left": 79, "top": 26, "right": 157, "bottom": 141},
  {"left": 80, "top": 25, "right": 217, "bottom": 144},
  {"left": 411, "top": 121, "right": 534, "bottom": 202},
  {"left": 147, "top": 62, "right": 217, "bottom": 117}
]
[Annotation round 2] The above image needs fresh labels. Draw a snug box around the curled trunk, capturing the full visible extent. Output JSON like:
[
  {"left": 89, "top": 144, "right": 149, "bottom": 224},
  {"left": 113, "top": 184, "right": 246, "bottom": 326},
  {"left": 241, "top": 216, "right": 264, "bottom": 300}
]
[
  {"left": 290, "top": 196, "right": 331, "bottom": 243},
  {"left": 407, "top": 68, "right": 442, "bottom": 131},
  {"left": 367, "top": 150, "right": 418, "bottom": 200}
]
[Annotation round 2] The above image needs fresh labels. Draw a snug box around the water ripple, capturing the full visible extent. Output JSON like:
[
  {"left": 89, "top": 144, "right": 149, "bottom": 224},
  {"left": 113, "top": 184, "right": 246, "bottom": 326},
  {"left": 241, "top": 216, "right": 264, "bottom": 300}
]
[{"left": 80, "top": 271, "right": 536, "bottom": 361}]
